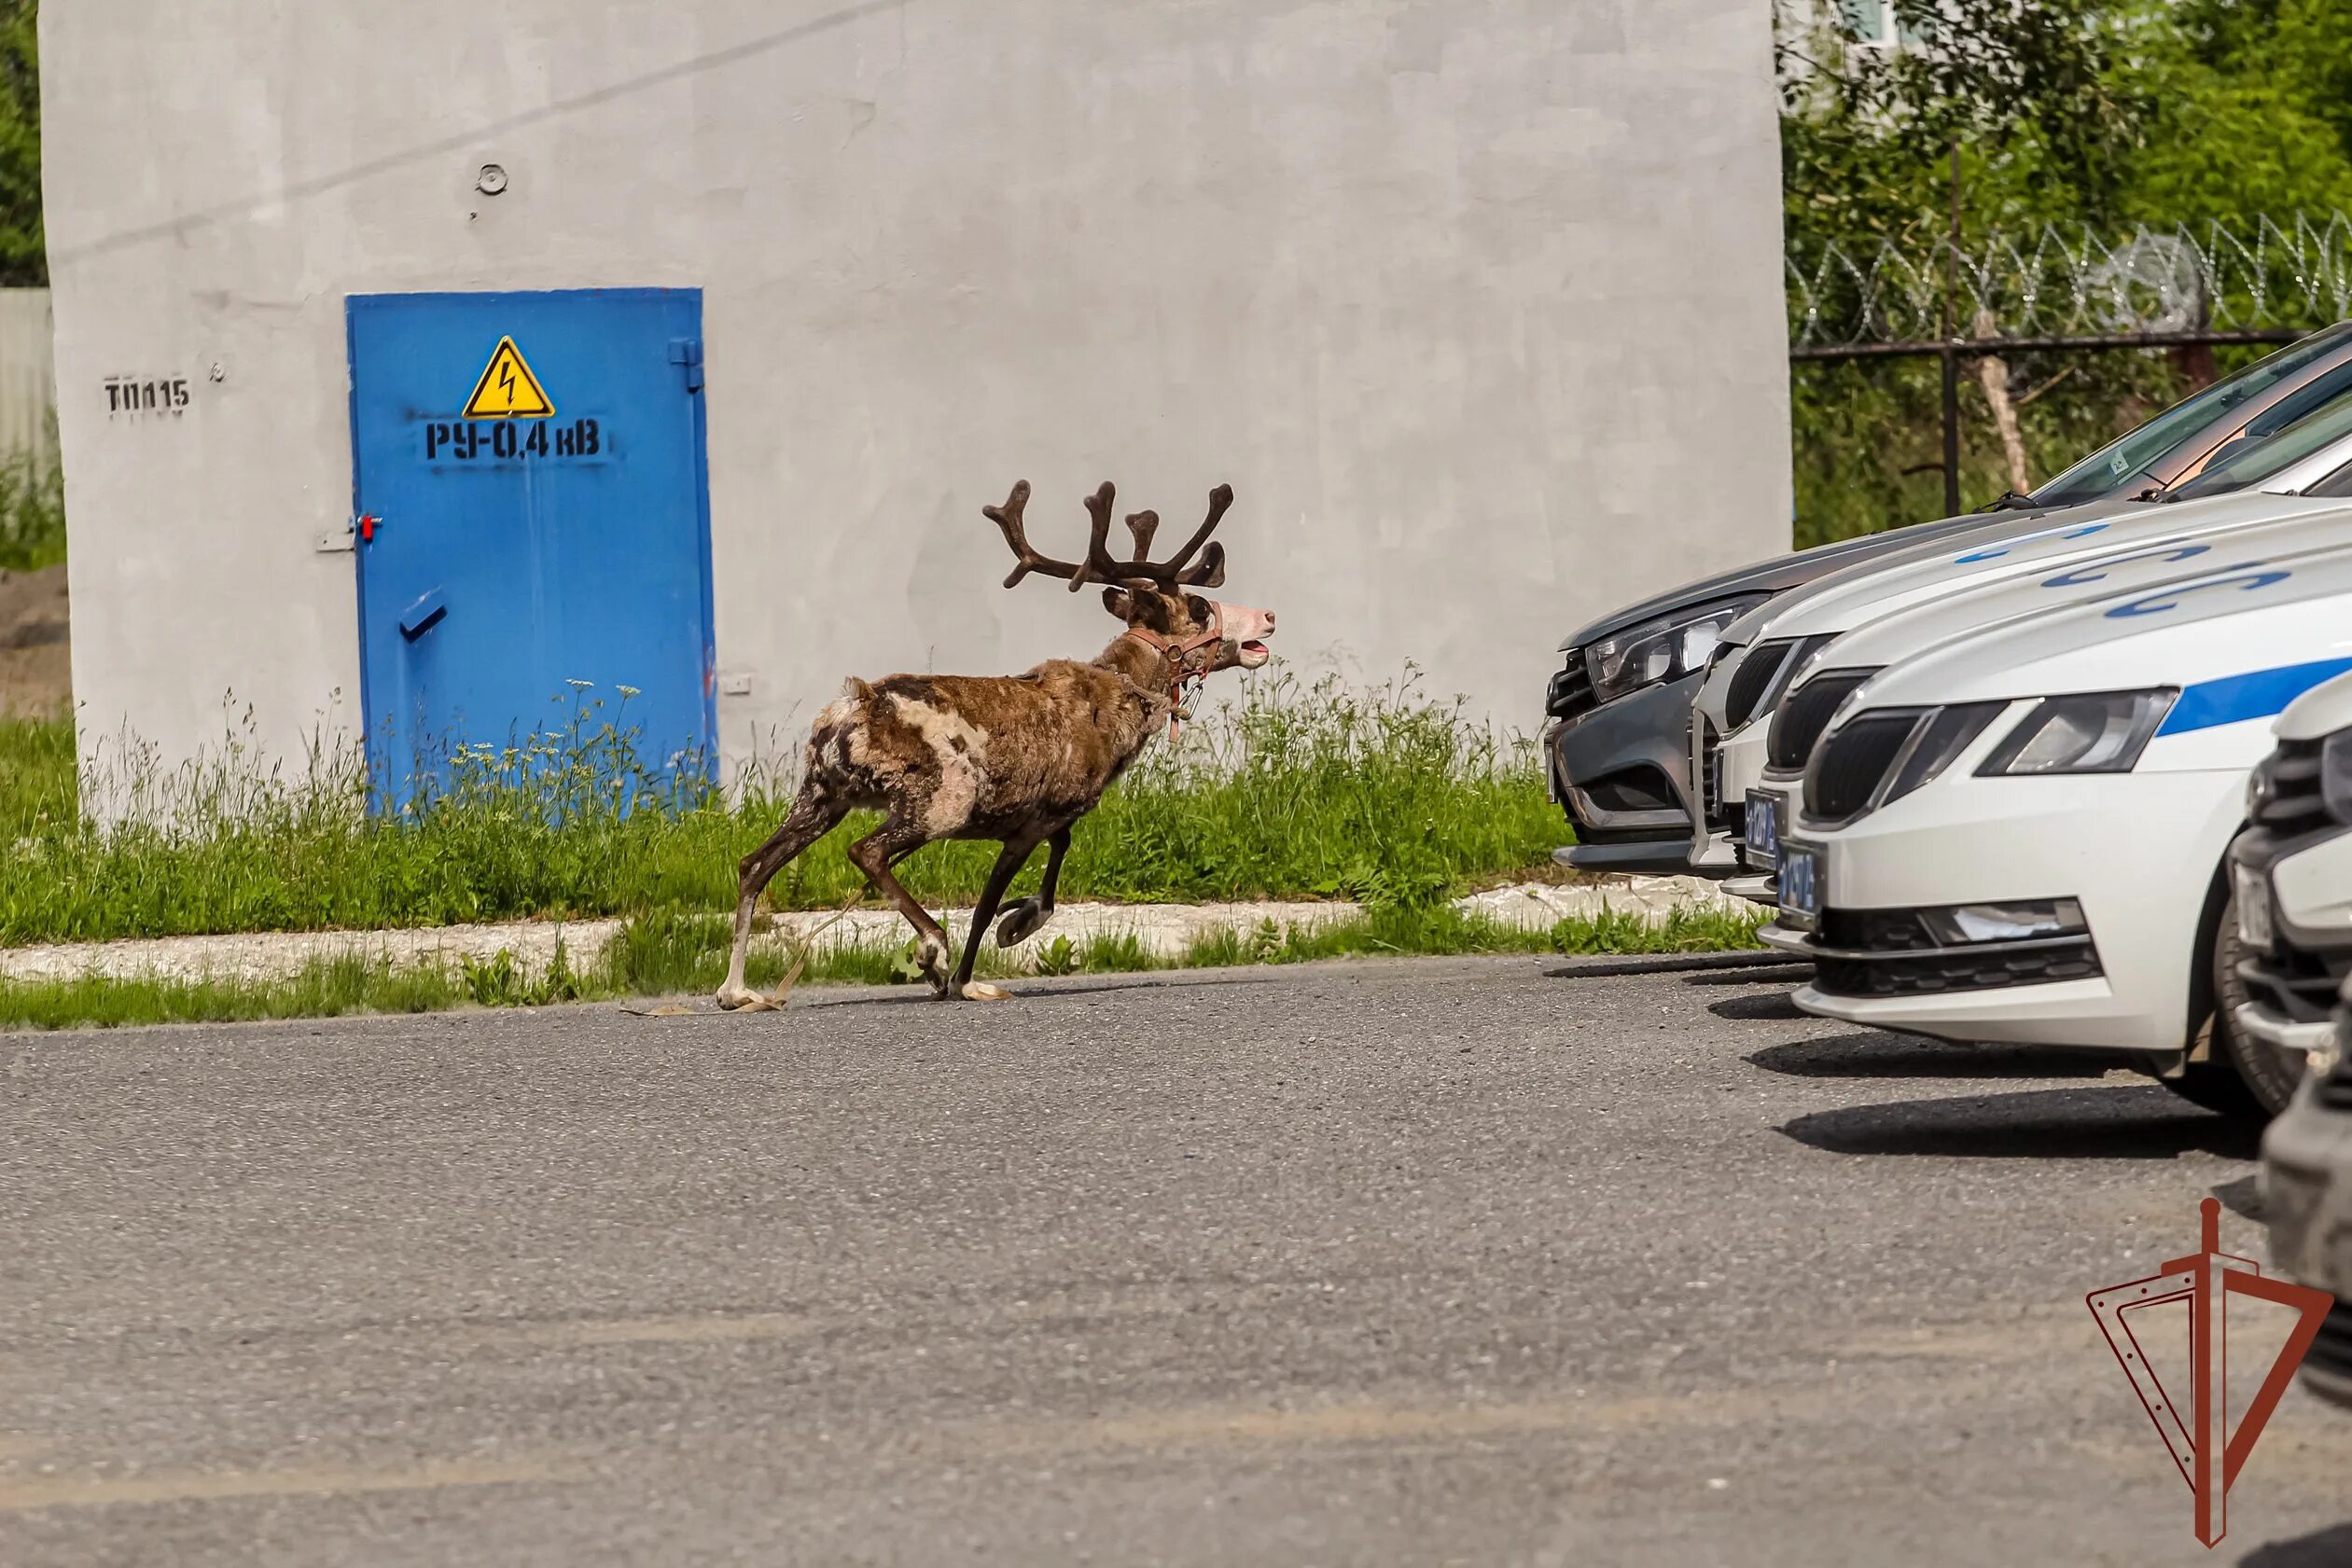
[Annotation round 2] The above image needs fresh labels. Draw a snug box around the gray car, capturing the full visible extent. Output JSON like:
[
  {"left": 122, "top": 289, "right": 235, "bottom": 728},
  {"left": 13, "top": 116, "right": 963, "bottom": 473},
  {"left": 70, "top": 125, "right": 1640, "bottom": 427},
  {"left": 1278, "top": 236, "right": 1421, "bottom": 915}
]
[{"left": 1544, "top": 321, "right": 2352, "bottom": 871}]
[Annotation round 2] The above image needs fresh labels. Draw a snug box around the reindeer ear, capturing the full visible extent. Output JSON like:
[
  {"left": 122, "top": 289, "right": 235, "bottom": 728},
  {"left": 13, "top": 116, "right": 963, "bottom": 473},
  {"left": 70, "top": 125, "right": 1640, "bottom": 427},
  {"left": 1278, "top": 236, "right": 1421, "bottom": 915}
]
[{"left": 1101, "top": 587, "right": 1134, "bottom": 620}]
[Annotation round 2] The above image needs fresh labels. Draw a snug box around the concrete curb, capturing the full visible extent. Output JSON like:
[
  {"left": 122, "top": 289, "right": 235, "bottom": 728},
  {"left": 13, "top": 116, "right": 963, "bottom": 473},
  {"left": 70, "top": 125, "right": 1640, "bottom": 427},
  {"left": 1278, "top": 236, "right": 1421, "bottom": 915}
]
[{"left": 0, "top": 875, "right": 1751, "bottom": 986}]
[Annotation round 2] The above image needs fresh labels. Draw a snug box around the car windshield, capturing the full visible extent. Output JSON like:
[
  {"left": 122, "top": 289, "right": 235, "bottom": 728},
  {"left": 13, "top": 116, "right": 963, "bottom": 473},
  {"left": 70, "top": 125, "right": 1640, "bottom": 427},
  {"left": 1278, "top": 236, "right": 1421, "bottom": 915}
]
[
  {"left": 2028, "top": 325, "right": 2352, "bottom": 507},
  {"left": 2162, "top": 362, "right": 2352, "bottom": 500}
]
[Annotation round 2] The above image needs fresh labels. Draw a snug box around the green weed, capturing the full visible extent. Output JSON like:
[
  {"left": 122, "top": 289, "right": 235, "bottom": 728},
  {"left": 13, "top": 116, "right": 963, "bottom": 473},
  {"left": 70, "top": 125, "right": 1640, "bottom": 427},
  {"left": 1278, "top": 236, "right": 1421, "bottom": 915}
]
[
  {"left": 0, "top": 671, "right": 1565, "bottom": 947},
  {"left": 0, "top": 900, "right": 1763, "bottom": 1032},
  {"left": 0, "top": 448, "right": 63, "bottom": 574}
]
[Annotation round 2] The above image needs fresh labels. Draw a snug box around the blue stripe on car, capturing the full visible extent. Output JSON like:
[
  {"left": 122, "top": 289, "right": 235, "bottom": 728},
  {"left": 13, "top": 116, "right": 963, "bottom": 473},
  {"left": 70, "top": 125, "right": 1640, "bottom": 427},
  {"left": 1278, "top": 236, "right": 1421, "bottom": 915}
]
[{"left": 2155, "top": 656, "right": 2352, "bottom": 736}]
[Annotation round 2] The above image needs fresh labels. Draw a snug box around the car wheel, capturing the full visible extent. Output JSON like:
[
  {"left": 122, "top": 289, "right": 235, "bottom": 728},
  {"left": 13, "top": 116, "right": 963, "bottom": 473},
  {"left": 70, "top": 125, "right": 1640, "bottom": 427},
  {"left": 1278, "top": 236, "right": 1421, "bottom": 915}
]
[
  {"left": 2208, "top": 894, "right": 2305, "bottom": 1116},
  {"left": 2156, "top": 891, "right": 2297, "bottom": 1119}
]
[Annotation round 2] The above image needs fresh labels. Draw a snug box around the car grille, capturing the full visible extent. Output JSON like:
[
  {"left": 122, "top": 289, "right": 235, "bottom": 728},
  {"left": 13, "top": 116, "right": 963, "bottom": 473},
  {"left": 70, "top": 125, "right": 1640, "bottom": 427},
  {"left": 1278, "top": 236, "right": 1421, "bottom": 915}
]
[
  {"left": 2254, "top": 738, "right": 2331, "bottom": 837},
  {"left": 1697, "top": 716, "right": 1727, "bottom": 832},
  {"left": 1803, "top": 713, "right": 1917, "bottom": 825},
  {"left": 2240, "top": 936, "right": 2352, "bottom": 1026},
  {"left": 1815, "top": 941, "right": 2103, "bottom": 997},
  {"left": 2308, "top": 1303, "right": 2352, "bottom": 1389},
  {"left": 1821, "top": 908, "right": 1934, "bottom": 951},
  {"left": 1767, "top": 668, "right": 1880, "bottom": 773},
  {"left": 1724, "top": 639, "right": 1802, "bottom": 730},
  {"left": 1546, "top": 648, "right": 1596, "bottom": 723}
]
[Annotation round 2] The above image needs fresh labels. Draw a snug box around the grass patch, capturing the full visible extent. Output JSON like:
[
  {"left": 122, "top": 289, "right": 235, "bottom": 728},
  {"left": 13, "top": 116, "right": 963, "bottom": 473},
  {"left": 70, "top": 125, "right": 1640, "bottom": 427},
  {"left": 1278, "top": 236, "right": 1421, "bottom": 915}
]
[
  {"left": 0, "top": 450, "right": 63, "bottom": 574},
  {"left": 1, "top": 672, "right": 1566, "bottom": 946},
  {"left": 0, "top": 902, "right": 1765, "bottom": 1031}
]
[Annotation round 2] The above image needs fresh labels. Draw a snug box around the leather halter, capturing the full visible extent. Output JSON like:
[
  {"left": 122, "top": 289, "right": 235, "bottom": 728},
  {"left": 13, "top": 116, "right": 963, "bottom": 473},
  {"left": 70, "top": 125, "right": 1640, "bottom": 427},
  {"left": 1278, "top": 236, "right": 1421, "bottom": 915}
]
[{"left": 1120, "top": 603, "right": 1223, "bottom": 738}]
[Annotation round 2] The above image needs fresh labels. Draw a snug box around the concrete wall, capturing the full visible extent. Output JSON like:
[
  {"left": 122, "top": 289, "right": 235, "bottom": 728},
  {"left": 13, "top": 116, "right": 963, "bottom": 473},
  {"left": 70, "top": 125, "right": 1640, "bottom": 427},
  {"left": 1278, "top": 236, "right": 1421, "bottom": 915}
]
[{"left": 43, "top": 0, "right": 1790, "bottom": 789}]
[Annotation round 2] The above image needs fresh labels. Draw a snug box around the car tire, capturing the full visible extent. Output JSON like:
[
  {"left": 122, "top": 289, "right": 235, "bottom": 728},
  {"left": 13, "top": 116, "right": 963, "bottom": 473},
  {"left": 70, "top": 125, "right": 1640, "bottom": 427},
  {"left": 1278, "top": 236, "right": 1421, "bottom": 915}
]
[{"left": 2158, "top": 891, "right": 2298, "bottom": 1119}]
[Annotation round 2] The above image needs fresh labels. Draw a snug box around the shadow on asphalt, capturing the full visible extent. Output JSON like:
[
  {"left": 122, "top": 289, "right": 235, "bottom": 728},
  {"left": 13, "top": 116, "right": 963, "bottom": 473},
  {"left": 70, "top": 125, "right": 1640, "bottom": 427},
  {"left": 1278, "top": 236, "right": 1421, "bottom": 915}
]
[
  {"left": 1779, "top": 1085, "right": 2262, "bottom": 1160},
  {"left": 1544, "top": 952, "right": 1798, "bottom": 981},
  {"left": 2210, "top": 1172, "right": 2264, "bottom": 1221},
  {"left": 1708, "top": 991, "right": 1809, "bottom": 1021},
  {"left": 1747, "top": 1033, "right": 2113, "bottom": 1080},
  {"left": 811, "top": 973, "right": 1275, "bottom": 1010},
  {"left": 1678, "top": 963, "right": 1815, "bottom": 988},
  {"left": 2242, "top": 1523, "right": 2352, "bottom": 1566}
]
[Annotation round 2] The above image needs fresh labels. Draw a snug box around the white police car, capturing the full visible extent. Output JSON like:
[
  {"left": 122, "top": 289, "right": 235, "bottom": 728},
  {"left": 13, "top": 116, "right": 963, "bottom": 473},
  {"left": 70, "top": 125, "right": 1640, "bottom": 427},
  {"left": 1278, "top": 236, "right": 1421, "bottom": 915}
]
[
  {"left": 1761, "top": 544, "right": 2352, "bottom": 1115},
  {"left": 1695, "top": 410, "right": 2352, "bottom": 885}
]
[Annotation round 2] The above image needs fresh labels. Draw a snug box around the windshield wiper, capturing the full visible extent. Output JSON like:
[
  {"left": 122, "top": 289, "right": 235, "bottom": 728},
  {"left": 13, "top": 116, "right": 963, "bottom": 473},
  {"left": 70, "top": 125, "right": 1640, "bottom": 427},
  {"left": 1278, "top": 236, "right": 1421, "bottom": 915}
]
[{"left": 1982, "top": 490, "right": 2045, "bottom": 512}]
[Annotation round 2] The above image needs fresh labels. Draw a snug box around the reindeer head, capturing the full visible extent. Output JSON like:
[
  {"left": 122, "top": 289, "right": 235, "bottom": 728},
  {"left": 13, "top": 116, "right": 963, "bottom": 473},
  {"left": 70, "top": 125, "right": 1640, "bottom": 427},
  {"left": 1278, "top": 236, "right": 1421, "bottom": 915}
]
[{"left": 984, "top": 479, "right": 1277, "bottom": 679}]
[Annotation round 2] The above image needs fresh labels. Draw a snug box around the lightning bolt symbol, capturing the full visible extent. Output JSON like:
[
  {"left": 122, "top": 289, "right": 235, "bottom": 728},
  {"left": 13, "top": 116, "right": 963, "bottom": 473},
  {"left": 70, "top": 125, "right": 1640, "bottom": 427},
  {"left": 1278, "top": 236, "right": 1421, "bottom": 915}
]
[{"left": 498, "top": 360, "right": 517, "bottom": 406}]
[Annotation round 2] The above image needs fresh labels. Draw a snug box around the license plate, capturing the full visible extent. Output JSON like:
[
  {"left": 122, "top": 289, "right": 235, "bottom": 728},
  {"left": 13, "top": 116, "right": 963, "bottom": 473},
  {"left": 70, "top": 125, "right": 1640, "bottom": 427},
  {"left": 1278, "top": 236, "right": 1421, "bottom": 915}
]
[
  {"left": 1778, "top": 842, "right": 1822, "bottom": 928},
  {"left": 2234, "top": 863, "right": 2275, "bottom": 950},
  {"left": 1744, "top": 788, "right": 1781, "bottom": 867}
]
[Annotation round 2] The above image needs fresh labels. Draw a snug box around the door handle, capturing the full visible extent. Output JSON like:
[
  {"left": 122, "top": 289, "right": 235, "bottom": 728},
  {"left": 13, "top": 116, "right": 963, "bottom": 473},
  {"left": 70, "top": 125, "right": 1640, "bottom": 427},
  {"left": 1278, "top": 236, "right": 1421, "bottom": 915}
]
[{"left": 398, "top": 586, "right": 447, "bottom": 641}]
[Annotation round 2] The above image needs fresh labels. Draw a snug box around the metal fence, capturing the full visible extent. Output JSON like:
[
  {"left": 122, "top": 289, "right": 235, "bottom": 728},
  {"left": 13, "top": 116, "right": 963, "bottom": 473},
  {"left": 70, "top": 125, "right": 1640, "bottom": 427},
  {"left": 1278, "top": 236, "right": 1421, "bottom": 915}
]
[
  {"left": 0, "top": 287, "right": 54, "bottom": 469},
  {"left": 1787, "top": 212, "right": 2352, "bottom": 358}
]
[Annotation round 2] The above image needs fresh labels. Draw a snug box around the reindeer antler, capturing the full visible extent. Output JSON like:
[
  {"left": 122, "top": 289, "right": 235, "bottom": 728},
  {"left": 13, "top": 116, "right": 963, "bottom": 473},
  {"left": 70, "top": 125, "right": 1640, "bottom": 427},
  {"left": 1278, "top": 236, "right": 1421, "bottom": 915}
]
[
  {"left": 983, "top": 479, "right": 1088, "bottom": 589},
  {"left": 986, "top": 479, "right": 1236, "bottom": 592},
  {"left": 1165, "top": 484, "right": 1232, "bottom": 589},
  {"left": 1125, "top": 509, "right": 1160, "bottom": 562}
]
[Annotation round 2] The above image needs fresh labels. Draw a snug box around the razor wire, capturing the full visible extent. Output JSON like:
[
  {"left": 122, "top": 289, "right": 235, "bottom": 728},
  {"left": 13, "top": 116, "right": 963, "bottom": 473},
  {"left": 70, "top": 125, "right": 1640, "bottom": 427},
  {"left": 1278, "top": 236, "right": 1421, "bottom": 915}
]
[{"left": 1787, "top": 211, "right": 2352, "bottom": 351}]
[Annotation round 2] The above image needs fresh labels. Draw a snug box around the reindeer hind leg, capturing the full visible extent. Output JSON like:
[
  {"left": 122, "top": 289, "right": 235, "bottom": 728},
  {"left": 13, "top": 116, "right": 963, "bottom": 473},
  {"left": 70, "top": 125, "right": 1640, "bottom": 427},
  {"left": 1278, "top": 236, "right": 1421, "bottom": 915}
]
[
  {"left": 845, "top": 814, "right": 957, "bottom": 997},
  {"left": 717, "top": 783, "right": 848, "bottom": 1011}
]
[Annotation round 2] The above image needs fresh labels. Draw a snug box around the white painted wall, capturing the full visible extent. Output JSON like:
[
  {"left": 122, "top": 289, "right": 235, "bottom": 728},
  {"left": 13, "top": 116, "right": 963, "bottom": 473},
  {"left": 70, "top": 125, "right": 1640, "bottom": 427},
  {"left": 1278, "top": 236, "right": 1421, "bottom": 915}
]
[{"left": 43, "top": 0, "right": 1791, "bottom": 792}]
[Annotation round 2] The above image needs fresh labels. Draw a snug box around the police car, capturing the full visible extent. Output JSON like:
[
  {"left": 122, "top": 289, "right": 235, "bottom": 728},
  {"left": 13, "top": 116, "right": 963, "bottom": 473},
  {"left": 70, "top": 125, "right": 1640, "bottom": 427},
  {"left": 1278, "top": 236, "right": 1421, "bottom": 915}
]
[
  {"left": 1695, "top": 409, "right": 2352, "bottom": 891},
  {"left": 1760, "top": 544, "right": 2352, "bottom": 1115},
  {"left": 2228, "top": 671, "right": 2352, "bottom": 1083}
]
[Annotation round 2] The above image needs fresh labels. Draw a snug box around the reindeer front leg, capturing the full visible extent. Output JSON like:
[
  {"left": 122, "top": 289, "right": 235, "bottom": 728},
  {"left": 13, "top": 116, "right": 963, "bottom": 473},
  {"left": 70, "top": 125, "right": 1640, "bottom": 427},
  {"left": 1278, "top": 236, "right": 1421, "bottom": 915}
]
[
  {"left": 995, "top": 826, "right": 1073, "bottom": 949},
  {"left": 953, "top": 835, "right": 1043, "bottom": 1001}
]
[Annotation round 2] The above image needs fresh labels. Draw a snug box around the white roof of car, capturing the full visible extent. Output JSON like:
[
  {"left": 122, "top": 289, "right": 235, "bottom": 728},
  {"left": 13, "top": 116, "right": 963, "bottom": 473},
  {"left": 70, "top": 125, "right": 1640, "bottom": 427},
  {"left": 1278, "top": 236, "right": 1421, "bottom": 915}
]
[{"left": 1729, "top": 488, "right": 2352, "bottom": 649}]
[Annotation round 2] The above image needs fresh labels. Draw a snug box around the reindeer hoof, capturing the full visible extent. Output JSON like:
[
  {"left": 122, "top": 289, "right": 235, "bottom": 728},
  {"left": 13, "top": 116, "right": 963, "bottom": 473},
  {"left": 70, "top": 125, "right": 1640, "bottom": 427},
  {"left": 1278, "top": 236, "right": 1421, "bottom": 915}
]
[
  {"left": 916, "top": 933, "right": 953, "bottom": 994},
  {"left": 715, "top": 983, "right": 769, "bottom": 1012},
  {"left": 960, "top": 980, "right": 1013, "bottom": 1002},
  {"left": 995, "top": 898, "right": 1048, "bottom": 948}
]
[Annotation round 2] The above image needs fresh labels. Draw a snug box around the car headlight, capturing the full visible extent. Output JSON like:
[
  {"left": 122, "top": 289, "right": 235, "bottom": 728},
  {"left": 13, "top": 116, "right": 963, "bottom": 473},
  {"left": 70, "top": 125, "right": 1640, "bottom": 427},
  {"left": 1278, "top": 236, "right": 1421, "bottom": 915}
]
[
  {"left": 1583, "top": 597, "right": 1768, "bottom": 706},
  {"left": 2325, "top": 729, "right": 2352, "bottom": 824},
  {"left": 1975, "top": 689, "right": 2178, "bottom": 777},
  {"left": 1884, "top": 701, "right": 2006, "bottom": 804}
]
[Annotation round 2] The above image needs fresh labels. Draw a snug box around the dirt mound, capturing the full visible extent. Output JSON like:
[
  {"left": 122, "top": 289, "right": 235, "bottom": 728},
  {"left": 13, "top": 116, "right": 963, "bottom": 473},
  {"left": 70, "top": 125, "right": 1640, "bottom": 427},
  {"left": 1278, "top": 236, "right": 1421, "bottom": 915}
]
[{"left": 0, "top": 562, "right": 69, "bottom": 717}]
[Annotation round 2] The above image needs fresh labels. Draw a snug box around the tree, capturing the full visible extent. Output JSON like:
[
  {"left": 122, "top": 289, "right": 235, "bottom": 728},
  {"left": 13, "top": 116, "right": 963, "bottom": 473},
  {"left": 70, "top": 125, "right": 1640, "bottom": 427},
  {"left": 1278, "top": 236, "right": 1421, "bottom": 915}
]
[{"left": 0, "top": 0, "right": 39, "bottom": 286}]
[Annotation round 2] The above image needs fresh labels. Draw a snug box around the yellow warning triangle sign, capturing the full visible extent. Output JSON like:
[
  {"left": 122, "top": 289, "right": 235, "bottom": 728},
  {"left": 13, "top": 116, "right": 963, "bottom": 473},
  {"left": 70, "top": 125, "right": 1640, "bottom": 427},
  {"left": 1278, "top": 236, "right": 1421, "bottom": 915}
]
[{"left": 461, "top": 336, "right": 555, "bottom": 419}]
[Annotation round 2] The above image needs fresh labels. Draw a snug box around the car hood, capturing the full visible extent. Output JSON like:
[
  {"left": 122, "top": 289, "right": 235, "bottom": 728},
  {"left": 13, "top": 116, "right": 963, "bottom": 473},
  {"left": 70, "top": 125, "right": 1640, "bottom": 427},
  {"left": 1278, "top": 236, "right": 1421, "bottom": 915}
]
[
  {"left": 1779, "top": 494, "right": 2352, "bottom": 679},
  {"left": 1856, "top": 536, "right": 2352, "bottom": 717},
  {"left": 1709, "top": 485, "right": 2314, "bottom": 651},
  {"left": 2278, "top": 667, "right": 2352, "bottom": 742},
  {"left": 1555, "top": 509, "right": 2018, "bottom": 652}
]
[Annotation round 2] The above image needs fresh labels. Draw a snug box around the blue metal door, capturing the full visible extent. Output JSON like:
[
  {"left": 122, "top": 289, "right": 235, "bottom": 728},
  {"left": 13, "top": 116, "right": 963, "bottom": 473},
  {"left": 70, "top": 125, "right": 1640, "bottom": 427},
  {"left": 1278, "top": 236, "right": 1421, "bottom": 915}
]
[{"left": 347, "top": 289, "right": 715, "bottom": 810}]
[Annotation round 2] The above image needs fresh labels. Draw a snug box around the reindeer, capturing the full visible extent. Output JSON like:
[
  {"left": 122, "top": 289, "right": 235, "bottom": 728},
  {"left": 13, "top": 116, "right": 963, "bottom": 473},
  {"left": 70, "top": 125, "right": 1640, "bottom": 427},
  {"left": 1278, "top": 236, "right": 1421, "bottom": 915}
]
[{"left": 716, "top": 479, "right": 1277, "bottom": 1009}]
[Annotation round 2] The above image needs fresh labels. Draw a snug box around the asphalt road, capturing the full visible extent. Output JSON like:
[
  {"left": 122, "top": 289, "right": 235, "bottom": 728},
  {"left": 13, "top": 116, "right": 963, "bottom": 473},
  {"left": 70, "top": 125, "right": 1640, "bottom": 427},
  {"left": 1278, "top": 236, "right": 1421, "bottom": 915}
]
[{"left": 4, "top": 954, "right": 2348, "bottom": 1567}]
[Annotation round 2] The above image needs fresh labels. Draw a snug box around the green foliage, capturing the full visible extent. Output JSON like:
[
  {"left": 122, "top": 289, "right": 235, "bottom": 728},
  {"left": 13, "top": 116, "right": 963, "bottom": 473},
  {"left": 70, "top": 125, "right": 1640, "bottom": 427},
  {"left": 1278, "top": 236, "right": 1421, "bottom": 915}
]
[
  {"left": 0, "top": 448, "right": 63, "bottom": 571},
  {"left": 0, "top": 673, "right": 1565, "bottom": 947},
  {"left": 0, "top": 2, "right": 39, "bottom": 286},
  {"left": 1781, "top": 0, "right": 2352, "bottom": 542}
]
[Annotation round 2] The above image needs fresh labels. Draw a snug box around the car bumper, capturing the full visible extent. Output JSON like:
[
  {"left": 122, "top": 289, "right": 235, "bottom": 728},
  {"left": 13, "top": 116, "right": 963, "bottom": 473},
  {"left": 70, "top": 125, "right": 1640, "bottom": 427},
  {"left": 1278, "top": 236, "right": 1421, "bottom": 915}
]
[
  {"left": 1548, "top": 669, "right": 1710, "bottom": 872},
  {"left": 2261, "top": 1059, "right": 2352, "bottom": 1408},
  {"left": 2232, "top": 821, "right": 2352, "bottom": 1055},
  {"left": 1779, "top": 768, "right": 2245, "bottom": 1053}
]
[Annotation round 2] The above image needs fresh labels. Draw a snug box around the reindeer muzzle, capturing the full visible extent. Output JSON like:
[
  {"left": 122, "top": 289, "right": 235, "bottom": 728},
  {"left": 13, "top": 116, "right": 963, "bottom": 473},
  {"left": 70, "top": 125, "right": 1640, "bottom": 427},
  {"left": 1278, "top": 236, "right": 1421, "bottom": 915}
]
[{"left": 1220, "top": 603, "right": 1276, "bottom": 668}]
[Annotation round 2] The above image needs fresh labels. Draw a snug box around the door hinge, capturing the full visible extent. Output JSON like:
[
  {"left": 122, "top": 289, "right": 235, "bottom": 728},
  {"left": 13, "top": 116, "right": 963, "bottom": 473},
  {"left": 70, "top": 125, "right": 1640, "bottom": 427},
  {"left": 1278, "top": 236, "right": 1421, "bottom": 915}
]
[{"left": 668, "top": 337, "right": 704, "bottom": 392}]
